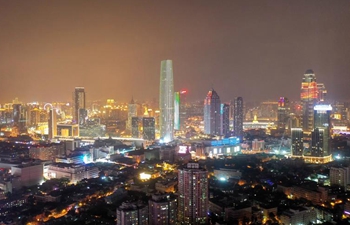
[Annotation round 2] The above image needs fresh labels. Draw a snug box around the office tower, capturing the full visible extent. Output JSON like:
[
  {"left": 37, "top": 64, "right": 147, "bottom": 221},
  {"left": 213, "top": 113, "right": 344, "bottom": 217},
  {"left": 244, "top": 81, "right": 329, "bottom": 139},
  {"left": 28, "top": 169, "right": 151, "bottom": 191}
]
[
  {"left": 30, "top": 108, "right": 40, "bottom": 126},
  {"left": 291, "top": 128, "right": 303, "bottom": 157},
  {"left": 148, "top": 193, "right": 177, "bottom": 225},
  {"left": 131, "top": 117, "right": 140, "bottom": 138},
  {"left": 311, "top": 105, "right": 332, "bottom": 158},
  {"left": 127, "top": 97, "right": 137, "bottom": 131},
  {"left": 178, "top": 162, "right": 208, "bottom": 224},
  {"left": 234, "top": 97, "right": 244, "bottom": 142},
  {"left": 48, "top": 109, "right": 57, "bottom": 140},
  {"left": 116, "top": 202, "right": 148, "bottom": 225},
  {"left": 204, "top": 89, "right": 221, "bottom": 135},
  {"left": 142, "top": 117, "right": 155, "bottom": 140},
  {"left": 260, "top": 101, "right": 278, "bottom": 121},
  {"left": 221, "top": 103, "right": 230, "bottom": 136},
  {"left": 333, "top": 102, "right": 348, "bottom": 121},
  {"left": 12, "top": 104, "right": 21, "bottom": 126},
  {"left": 13, "top": 104, "right": 28, "bottom": 133},
  {"left": 73, "top": 87, "right": 86, "bottom": 124},
  {"left": 317, "top": 83, "right": 327, "bottom": 102},
  {"left": 277, "top": 97, "right": 290, "bottom": 130},
  {"left": 179, "top": 90, "right": 188, "bottom": 127},
  {"left": 159, "top": 60, "right": 174, "bottom": 142},
  {"left": 174, "top": 92, "right": 180, "bottom": 130},
  {"left": 300, "top": 70, "right": 318, "bottom": 132}
]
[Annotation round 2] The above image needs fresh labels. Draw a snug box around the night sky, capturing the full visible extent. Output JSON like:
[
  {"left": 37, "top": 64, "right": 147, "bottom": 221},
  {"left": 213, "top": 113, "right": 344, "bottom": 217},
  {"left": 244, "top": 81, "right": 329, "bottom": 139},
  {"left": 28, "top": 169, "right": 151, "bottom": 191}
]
[{"left": 1, "top": 0, "right": 350, "bottom": 103}]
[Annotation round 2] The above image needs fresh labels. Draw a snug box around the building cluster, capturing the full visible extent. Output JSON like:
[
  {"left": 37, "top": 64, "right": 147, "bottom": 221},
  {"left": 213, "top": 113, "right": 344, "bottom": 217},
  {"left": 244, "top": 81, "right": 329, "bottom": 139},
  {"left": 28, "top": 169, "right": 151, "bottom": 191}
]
[{"left": 1, "top": 60, "right": 350, "bottom": 225}]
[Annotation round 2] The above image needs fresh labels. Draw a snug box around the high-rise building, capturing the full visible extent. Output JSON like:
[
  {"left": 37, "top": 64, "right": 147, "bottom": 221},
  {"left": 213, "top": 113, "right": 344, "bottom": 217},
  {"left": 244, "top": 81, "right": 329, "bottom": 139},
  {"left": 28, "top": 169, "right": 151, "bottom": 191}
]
[
  {"left": 179, "top": 89, "right": 188, "bottom": 127},
  {"left": 131, "top": 117, "right": 140, "bottom": 138},
  {"left": 221, "top": 103, "right": 230, "bottom": 136},
  {"left": 277, "top": 97, "right": 290, "bottom": 130},
  {"left": 204, "top": 89, "right": 221, "bottom": 135},
  {"left": 291, "top": 128, "right": 303, "bottom": 157},
  {"left": 159, "top": 60, "right": 174, "bottom": 142},
  {"left": 330, "top": 166, "right": 350, "bottom": 191},
  {"left": 127, "top": 97, "right": 138, "bottom": 131},
  {"left": 317, "top": 83, "right": 327, "bottom": 102},
  {"left": 12, "top": 104, "right": 21, "bottom": 126},
  {"left": 48, "top": 109, "right": 57, "bottom": 140},
  {"left": 148, "top": 193, "right": 177, "bottom": 225},
  {"left": 13, "top": 103, "right": 28, "bottom": 133},
  {"left": 178, "top": 162, "right": 208, "bottom": 224},
  {"left": 234, "top": 97, "right": 244, "bottom": 142},
  {"left": 142, "top": 117, "right": 155, "bottom": 140},
  {"left": 29, "top": 108, "right": 40, "bottom": 126},
  {"left": 116, "top": 202, "right": 148, "bottom": 225},
  {"left": 310, "top": 104, "right": 332, "bottom": 158},
  {"left": 73, "top": 87, "right": 86, "bottom": 124},
  {"left": 174, "top": 92, "right": 180, "bottom": 130},
  {"left": 300, "top": 70, "right": 318, "bottom": 132}
]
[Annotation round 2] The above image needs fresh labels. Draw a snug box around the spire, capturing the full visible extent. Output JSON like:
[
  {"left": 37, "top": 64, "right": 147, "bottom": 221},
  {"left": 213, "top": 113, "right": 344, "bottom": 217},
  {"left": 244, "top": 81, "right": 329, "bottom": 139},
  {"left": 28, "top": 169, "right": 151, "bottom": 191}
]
[{"left": 130, "top": 96, "right": 134, "bottom": 104}]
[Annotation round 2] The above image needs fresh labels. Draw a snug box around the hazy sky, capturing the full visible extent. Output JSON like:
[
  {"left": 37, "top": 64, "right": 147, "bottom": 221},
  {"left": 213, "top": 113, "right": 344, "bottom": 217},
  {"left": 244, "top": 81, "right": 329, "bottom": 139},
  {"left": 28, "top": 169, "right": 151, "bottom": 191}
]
[{"left": 0, "top": 0, "right": 350, "bottom": 103}]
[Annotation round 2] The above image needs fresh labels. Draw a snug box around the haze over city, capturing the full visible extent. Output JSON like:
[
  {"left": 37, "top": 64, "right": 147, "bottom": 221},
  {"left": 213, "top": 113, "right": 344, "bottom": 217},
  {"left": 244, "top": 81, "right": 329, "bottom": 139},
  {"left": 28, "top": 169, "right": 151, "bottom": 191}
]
[{"left": 1, "top": 0, "right": 350, "bottom": 102}]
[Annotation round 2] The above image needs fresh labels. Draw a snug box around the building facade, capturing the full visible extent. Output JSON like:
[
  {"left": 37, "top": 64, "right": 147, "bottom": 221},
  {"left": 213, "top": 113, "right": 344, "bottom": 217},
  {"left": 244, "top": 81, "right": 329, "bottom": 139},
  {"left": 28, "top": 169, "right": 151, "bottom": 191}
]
[
  {"left": 204, "top": 89, "right": 221, "bottom": 136},
  {"left": 221, "top": 103, "right": 230, "bottom": 137},
  {"left": 234, "top": 97, "right": 244, "bottom": 142},
  {"left": 178, "top": 163, "right": 208, "bottom": 224},
  {"left": 277, "top": 97, "right": 290, "bottom": 130},
  {"left": 159, "top": 60, "right": 174, "bottom": 142},
  {"left": 291, "top": 128, "right": 303, "bottom": 157},
  {"left": 116, "top": 202, "right": 148, "bottom": 225},
  {"left": 127, "top": 97, "right": 137, "bottom": 131},
  {"left": 310, "top": 105, "right": 332, "bottom": 159},
  {"left": 149, "top": 193, "right": 177, "bottom": 225},
  {"left": 142, "top": 117, "right": 155, "bottom": 140},
  {"left": 330, "top": 166, "right": 350, "bottom": 191},
  {"left": 73, "top": 87, "right": 86, "bottom": 124}
]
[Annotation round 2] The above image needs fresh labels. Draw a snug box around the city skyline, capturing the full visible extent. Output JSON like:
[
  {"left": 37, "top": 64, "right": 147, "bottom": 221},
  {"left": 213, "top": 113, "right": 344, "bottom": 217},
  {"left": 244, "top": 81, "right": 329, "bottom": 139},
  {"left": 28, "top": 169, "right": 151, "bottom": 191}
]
[{"left": 1, "top": 1, "right": 350, "bottom": 103}]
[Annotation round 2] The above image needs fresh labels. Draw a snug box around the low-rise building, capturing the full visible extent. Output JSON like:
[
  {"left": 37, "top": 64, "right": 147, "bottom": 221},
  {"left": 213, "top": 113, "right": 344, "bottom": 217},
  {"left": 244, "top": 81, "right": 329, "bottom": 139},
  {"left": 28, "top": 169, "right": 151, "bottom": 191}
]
[
  {"left": 45, "top": 163, "right": 99, "bottom": 183},
  {"left": 280, "top": 207, "right": 317, "bottom": 225}
]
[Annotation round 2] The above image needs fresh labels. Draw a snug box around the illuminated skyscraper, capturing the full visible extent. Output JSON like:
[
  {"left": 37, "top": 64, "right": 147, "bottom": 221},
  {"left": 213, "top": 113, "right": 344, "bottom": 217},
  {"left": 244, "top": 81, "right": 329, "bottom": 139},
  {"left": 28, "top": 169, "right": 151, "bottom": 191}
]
[
  {"left": 178, "top": 163, "right": 208, "bottom": 224},
  {"left": 12, "top": 104, "right": 21, "bottom": 126},
  {"left": 221, "top": 103, "right": 230, "bottom": 136},
  {"left": 174, "top": 92, "right": 180, "bottom": 130},
  {"left": 300, "top": 70, "right": 318, "bottom": 132},
  {"left": 311, "top": 105, "right": 332, "bottom": 158},
  {"left": 159, "top": 60, "right": 174, "bottom": 142},
  {"left": 291, "top": 128, "right": 303, "bottom": 157},
  {"left": 234, "top": 97, "right": 244, "bottom": 142},
  {"left": 143, "top": 117, "right": 155, "bottom": 140},
  {"left": 48, "top": 109, "right": 57, "bottom": 140},
  {"left": 277, "top": 97, "right": 290, "bottom": 130},
  {"left": 131, "top": 117, "right": 140, "bottom": 138},
  {"left": 73, "top": 87, "right": 86, "bottom": 124},
  {"left": 204, "top": 89, "right": 221, "bottom": 135},
  {"left": 127, "top": 97, "right": 137, "bottom": 131}
]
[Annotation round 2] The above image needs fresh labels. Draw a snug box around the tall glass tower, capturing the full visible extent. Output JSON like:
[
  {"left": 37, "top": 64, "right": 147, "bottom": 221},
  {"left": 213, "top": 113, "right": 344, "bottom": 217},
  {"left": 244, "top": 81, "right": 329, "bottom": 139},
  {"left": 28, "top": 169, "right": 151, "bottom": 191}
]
[
  {"left": 300, "top": 70, "right": 318, "bottom": 132},
  {"left": 311, "top": 104, "right": 332, "bottom": 158},
  {"left": 73, "top": 87, "right": 86, "bottom": 124},
  {"left": 204, "top": 89, "right": 221, "bottom": 135},
  {"left": 234, "top": 97, "right": 244, "bottom": 142},
  {"left": 159, "top": 60, "right": 174, "bottom": 142}
]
